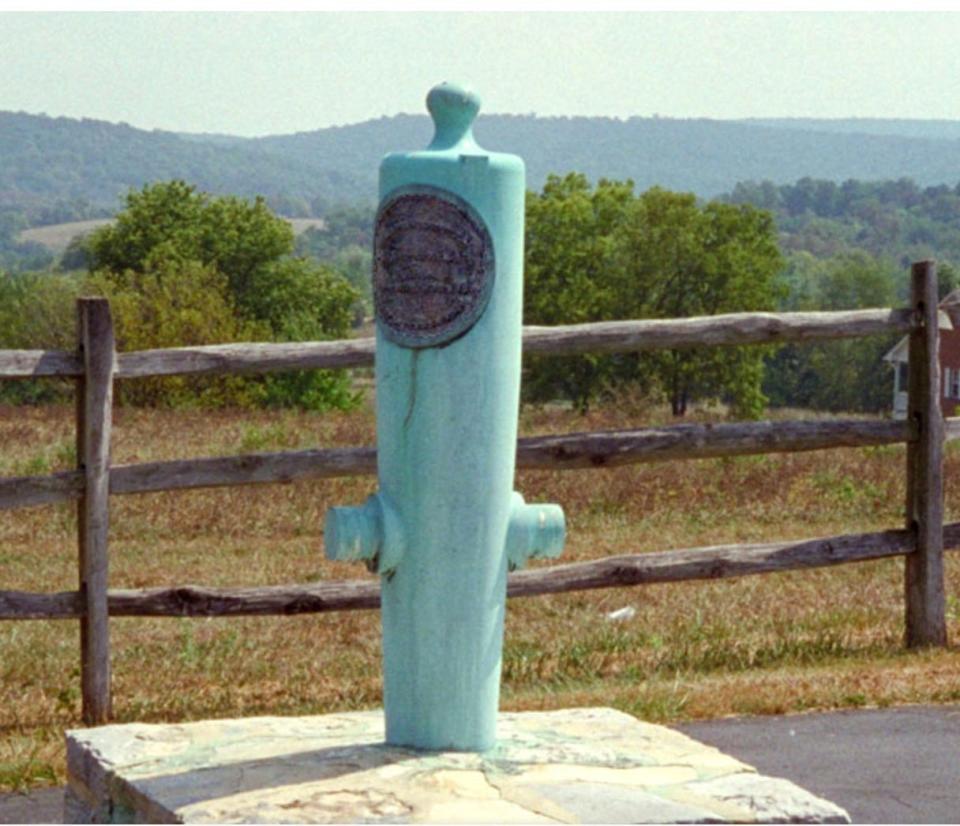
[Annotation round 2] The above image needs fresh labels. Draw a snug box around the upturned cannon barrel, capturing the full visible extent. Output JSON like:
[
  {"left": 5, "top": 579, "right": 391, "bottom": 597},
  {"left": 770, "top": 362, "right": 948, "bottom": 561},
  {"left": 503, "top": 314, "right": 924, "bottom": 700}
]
[{"left": 325, "top": 83, "right": 565, "bottom": 752}]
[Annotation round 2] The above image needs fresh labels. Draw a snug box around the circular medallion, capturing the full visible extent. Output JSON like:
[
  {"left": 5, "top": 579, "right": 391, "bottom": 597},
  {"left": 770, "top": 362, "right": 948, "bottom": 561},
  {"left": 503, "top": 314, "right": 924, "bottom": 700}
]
[{"left": 374, "top": 186, "right": 495, "bottom": 348}]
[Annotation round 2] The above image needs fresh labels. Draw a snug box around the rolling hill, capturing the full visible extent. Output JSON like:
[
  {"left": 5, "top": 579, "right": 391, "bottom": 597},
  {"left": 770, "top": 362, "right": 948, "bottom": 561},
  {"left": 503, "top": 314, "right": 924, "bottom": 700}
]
[
  {"left": 252, "top": 114, "right": 960, "bottom": 203},
  {"left": 6, "top": 109, "right": 960, "bottom": 227}
]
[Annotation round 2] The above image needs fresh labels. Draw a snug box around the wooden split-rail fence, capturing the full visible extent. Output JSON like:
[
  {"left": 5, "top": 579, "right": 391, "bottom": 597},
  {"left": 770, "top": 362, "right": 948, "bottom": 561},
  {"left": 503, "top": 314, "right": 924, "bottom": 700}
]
[{"left": 0, "top": 261, "right": 954, "bottom": 725}]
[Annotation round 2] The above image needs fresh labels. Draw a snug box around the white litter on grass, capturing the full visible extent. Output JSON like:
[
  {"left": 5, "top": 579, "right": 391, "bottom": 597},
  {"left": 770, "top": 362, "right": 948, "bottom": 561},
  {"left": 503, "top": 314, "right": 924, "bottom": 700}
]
[{"left": 605, "top": 606, "right": 636, "bottom": 622}]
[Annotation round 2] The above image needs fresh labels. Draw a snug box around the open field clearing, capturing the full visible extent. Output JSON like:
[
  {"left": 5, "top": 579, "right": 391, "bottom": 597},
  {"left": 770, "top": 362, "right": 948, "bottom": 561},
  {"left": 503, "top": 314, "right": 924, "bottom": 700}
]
[
  {"left": 17, "top": 220, "right": 113, "bottom": 252},
  {"left": 1, "top": 398, "right": 959, "bottom": 791},
  {"left": 18, "top": 217, "right": 326, "bottom": 253}
]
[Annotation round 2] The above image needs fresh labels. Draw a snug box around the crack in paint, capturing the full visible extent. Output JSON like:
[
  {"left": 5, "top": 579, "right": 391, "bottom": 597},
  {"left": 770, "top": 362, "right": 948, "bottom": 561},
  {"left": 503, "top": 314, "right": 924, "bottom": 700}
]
[{"left": 404, "top": 351, "right": 420, "bottom": 430}]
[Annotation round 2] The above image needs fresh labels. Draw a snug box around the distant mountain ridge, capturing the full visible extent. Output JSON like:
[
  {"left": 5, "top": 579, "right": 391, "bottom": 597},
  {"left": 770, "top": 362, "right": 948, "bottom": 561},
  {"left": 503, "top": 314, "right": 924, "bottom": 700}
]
[
  {"left": 0, "top": 110, "right": 366, "bottom": 223},
  {"left": 6, "top": 109, "right": 960, "bottom": 225},
  {"left": 254, "top": 113, "right": 960, "bottom": 202},
  {"left": 740, "top": 117, "right": 960, "bottom": 141}
]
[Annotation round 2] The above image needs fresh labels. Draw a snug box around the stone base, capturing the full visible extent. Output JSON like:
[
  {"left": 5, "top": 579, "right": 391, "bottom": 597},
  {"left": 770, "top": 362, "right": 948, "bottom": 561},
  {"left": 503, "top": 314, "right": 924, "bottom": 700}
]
[{"left": 65, "top": 708, "right": 849, "bottom": 823}]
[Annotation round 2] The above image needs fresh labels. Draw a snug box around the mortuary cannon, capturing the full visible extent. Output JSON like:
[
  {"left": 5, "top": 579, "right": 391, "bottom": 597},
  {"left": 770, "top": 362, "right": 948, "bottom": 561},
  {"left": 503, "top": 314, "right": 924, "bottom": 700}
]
[{"left": 325, "top": 82, "right": 565, "bottom": 752}]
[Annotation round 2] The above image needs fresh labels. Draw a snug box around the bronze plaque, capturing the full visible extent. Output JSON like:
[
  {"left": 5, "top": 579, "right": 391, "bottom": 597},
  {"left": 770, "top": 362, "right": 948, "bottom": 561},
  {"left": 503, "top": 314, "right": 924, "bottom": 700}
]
[{"left": 374, "top": 187, "right": 495, "bottom": 348}]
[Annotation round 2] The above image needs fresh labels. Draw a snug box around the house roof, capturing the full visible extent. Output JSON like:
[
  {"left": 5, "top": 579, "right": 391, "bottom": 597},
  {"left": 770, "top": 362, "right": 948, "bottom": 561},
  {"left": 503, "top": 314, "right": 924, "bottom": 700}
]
[
  {"left": 883, "top": 337, "right": 909, "bottom": 364},
  {"left": 882, "top": 289, "right": 959, "bottom": 364}
]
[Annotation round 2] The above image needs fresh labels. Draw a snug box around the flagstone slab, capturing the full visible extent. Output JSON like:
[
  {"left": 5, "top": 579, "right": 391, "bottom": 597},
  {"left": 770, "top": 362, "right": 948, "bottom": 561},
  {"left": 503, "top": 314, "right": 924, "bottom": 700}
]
[{"left": 65, "top": 707, "right": 849, "bottom": 823}]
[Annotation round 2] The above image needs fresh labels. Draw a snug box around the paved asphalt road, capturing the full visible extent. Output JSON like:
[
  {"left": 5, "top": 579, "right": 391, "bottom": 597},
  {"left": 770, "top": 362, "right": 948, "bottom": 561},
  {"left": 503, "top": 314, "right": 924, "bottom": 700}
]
[
  {"left": 678, "top": 704, "right": 960, "bottom": 824},
  {"left": 0, "top": 787, "right": 61, "bottom": 824},
  {"left": 1, "top": 705, "right": 957, "bottom": 823}
]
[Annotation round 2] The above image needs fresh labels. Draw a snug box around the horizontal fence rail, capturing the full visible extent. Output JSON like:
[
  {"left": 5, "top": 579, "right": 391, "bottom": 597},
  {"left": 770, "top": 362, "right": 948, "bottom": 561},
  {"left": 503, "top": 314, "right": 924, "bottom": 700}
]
[
  {"left": 0, "top": 349, "right": 82, "bottom": 378},
  {"left": 0, "top": 417, "right": 920, "bottom": 511},
  {"left": 0, "top": 308, "right": 918, "bottom": 380},
  {"left": 945, "top": 417, "right": 960, "bottom": 442},
  {"left": 521, "top": 308, "right": 917, "bottom": 357},
  {"left": 0, "top": 270, "right": 951, "bottom": 724},
  {"left": 3, "top": 522, "right": 958, "bottom": 621}
]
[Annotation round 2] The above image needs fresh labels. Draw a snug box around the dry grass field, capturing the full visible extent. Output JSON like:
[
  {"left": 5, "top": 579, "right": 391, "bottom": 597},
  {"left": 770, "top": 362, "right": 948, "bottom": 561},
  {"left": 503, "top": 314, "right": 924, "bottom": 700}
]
[{"left": 2, "top": 394, "right": 959, "bottom": 791}]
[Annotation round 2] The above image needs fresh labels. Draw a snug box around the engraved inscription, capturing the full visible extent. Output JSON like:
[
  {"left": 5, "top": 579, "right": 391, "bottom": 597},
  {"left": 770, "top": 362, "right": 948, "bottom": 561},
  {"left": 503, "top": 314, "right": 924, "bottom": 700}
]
[{"left": 374, "top": 188, "right": 494, "bottom": 348}]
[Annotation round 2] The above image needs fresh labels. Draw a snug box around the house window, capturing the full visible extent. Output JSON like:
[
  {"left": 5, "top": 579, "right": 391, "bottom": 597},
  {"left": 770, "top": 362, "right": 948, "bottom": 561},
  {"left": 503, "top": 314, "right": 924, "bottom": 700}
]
[
  {"left": 898, "top": 362, "right": 909, "bottom": 393},
  {"left": 943, "top": 366, "right": 960, "bottom": 399}
]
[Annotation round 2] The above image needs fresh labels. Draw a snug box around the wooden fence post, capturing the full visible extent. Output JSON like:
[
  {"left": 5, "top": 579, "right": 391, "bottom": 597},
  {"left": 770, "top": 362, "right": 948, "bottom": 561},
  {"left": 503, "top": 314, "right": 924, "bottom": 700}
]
[
  {"left": 76, "top": 298, "right": 116, "bottom": 723},
  {"left": 905, "top": 260, "right": 947, "bottom": 648}
]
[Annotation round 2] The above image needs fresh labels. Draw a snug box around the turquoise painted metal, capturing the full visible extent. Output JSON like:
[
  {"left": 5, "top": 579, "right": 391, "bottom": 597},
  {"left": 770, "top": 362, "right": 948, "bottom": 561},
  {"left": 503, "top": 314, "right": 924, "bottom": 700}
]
[{"left": 324, "top": 83, "right": 565, "bottom": 752}]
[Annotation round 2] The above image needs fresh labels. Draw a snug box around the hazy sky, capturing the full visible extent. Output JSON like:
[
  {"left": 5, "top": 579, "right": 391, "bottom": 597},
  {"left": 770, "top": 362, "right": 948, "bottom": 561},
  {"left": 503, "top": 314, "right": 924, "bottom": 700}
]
[{"left": 4, "top": 11, "right": 960, "bottom": 136}]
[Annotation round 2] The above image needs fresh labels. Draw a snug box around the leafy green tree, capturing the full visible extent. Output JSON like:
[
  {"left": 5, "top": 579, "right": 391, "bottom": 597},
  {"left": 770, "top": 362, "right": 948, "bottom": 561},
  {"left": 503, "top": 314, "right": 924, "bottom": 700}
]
[
  {"left": 0, "top": 270, "right": 82, "bottom": 351},
  {"left": 0, "top": 269, "right": 83, "bottom": 403},
  {"left": 241, "top": 257, "right": 360, "bottom": 409},
  {"left": 523, "top": 177, "right": 782, "bottom": 416},
  {"left": 938, "top": 261, "right": 960, "bottom": 300},
  {"left": 87, "top": 181, "right": 293, "bottom": 306},
  {"left": 330, "top": 245, "right": 372, "bottom": 325},
  {"left": 0, "top": 209, "right": 27, "bottom": 240},
  {"left": 610, "top": 190, "right": 783, "bottom": 416},
  {"left": 294, "top": 205, "right": 375, "bottom": 323},
  {"left": 59, "top": 232, "right": 92, "bottom": 271},
  {"left": 763, "top": 250, "right": 901, "bottom": 412},
  {"left": 86, "top": 181, "right": 358, "bottom": 409},
  {"left": 89, "top": 260, "right": 269, "bottom": 408},
  {"left": 523, "top": 173, "right": 634, "bottom": 410},
  {"left": 294, "top": 205, "right": 375, "bottom": 261},
  {"left": 0, "top": 208, "right": 55, "bottom": 272},
  {"left": 726, "top": 176, "right": 960, "bottom": 274}
]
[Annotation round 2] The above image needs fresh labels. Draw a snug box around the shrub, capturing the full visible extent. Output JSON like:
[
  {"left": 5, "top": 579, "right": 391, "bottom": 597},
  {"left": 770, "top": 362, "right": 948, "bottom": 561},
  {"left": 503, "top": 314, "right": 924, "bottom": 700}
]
[
  {"left": 0, "top": 270, "right": 82, "bottom": 404},
  {"left": 83, "top": 181, "right": 361, "bottom": 411},
  {"left": 87, "top": 260, "right": 269, "bottom": 408}
]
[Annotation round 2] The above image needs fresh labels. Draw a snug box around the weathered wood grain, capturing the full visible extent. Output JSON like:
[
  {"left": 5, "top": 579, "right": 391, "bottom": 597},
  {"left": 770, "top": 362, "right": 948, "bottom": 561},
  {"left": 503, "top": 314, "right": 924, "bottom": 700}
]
[
  {"left": 115, "top": 309, "right": 910, "bottom": 377},
  {"left": 904, "top": 261, "right": 948, "bottom": 648},
  {"left": 0, "top": 349, "right": 82, "bottom": 378},
  {"left": 520, "top": 309, "right": 914, "bottom": 357},
  {"left": 0, "top": 589, "right": 80, "bottom": 619},
  {"left": 106, "top": 580, "right": 382, "bottom": 616},
  {"left": 76, "top": 298, "right": 115, "bottom": 724},
  {"left": 0, "top": 418, "right": 913, "bottom": 511},
  {"left": 0, "top": 582, "right": 382, "bottom": 620},
  {"left": 946, "top": 520, "right": 960, "bottom": 549},
  {"left": 12, "top": 522, "right": 960, "bottom": 621},
  {"left": 508, "top": 529, "right": 917, "bottom": 597},
  {"left": 0, "top": 308, "right": 917, "bottom": 380},
  {"left": 115, "top": 338, "right": 377, "bottom": 378},
  {"left": 515, "top": 418, "right": 913, "bottom": 469},
  {"left": 0, "top": 469, "right": 83, "bottom": 509},
  {"left": 109, "top": 446, "right": 378, "bottom": 495}
]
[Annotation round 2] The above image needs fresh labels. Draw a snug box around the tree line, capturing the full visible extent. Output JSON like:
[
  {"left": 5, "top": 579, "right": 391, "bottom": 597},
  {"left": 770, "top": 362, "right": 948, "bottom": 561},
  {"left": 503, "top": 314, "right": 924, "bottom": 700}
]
[
  {"left": 0, "top": 182, "right": 357, "bottom": 408},
  {"left": 523, "top": 174, "right": 782, "bottom": 416},
  {"left": 726, "top": 176, "right": 960, "bottom": 268},
  {"left": 1, "top": 174, "right": 948, "bottom": 416}
]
